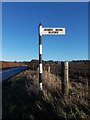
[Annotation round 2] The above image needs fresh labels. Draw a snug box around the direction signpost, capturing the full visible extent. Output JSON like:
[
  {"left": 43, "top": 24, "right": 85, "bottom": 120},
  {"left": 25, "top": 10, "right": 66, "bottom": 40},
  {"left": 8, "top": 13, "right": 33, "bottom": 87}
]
[
  {"left": 41, "top": 28, "right": 65, "bottom": 35},
  {"left": 38, "top": 23, "right": 65, "bottom": 92}
]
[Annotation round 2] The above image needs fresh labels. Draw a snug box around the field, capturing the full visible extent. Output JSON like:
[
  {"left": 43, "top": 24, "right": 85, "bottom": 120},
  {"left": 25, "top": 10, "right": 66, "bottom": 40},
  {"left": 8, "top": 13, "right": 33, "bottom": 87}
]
[
  {"left": 0, "top": 61, "right": 26, "bottom": 69},
  {"left": 2, "top": 60, "right": 90, "bottom": 120}
]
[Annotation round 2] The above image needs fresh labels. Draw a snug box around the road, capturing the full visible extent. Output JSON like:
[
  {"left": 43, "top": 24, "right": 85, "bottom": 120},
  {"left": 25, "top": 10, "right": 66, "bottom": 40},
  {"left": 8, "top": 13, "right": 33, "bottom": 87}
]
[{"left": 0, "top": 66, "right": 28, "bottom": 81}]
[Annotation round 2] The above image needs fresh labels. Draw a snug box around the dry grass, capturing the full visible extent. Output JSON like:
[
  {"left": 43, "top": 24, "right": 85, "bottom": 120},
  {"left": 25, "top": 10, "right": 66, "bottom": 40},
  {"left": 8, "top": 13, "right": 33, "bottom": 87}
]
[
  {"left": 0, "top": 61, "right": 26, "bottom": 69},
  {"left": 2, "top": 69, "right": 90, "bottom": 120},
  {"left": 42, "top": 70, "right": 61, "bottom": 91}
]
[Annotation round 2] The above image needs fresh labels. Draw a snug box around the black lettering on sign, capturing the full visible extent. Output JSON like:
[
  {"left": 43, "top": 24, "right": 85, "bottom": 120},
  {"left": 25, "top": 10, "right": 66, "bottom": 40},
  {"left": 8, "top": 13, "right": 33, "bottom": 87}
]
[
  {"left": 44, "top": 29, "right": 53, "bottom": 31},
  {"left": 48, "top": 31, "right": 58, "bottom": 34},
  {"left": 56, "top": 29, "right": 63, "bottom": 31}
]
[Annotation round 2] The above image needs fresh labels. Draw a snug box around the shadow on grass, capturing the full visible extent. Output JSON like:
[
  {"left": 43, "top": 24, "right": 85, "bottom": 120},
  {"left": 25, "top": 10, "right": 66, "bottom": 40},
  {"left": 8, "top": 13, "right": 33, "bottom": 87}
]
[
  {"left": 2, "top": 76, "right": 34, "bottom": 120},
  {"left": 2, "top": 75, "right": 63, "bottom": 120},
  {"left": 2, "top": 73, "right": 90, "bottom": 120}
]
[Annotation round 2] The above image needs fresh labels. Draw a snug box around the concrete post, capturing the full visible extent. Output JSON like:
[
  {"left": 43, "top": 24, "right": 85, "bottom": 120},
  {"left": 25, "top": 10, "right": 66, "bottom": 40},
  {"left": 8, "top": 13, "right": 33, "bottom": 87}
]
[
  {"left": 61, "top": 61, "right": 69, "bottom": 96},
  {"left": 48, "top": 66, "right": 50, "bottom": 73}
]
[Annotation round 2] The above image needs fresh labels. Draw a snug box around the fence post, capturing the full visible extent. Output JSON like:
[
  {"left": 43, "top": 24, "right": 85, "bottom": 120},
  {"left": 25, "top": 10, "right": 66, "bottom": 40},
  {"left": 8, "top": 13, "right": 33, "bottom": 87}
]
[
  {"left": 61, "top": 61, "right": 69, "bottom": 96},
  {"left": 48, "top": 66, "right": 50, "bottom": 73}
]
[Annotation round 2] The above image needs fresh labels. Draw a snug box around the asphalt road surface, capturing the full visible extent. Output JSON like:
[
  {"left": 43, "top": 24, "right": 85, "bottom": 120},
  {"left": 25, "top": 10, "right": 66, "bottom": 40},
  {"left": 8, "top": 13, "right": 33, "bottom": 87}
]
[{"left": 0, "top": 66, "right": 28, "bottom": 81}]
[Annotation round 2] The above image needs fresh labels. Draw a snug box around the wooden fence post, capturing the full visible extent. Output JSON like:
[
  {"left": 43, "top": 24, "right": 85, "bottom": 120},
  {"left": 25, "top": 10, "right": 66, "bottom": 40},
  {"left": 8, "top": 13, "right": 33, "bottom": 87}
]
[
  {"left": 48, "top": 66, "right": 50, "bottom": 73},
  {"left": 61, "top": 61, "right": 69, "bottom": 96}
]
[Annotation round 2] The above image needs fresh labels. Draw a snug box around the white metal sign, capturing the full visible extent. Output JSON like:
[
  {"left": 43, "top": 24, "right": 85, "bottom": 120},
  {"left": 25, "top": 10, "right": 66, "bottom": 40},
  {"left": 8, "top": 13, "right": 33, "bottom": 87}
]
[{"left": 40, "top": 27, "right": 65, "bottom": 35}]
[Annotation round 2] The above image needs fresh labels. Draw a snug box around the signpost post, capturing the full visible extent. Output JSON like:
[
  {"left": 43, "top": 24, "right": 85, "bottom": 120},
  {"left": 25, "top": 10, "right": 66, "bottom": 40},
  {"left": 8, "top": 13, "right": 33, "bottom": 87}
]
[
  {"left": 38, "top": 23, "right": 65, "bottom": 92},
  {"left": 39, "top": 23, "right": 43, "bottom": 91}
]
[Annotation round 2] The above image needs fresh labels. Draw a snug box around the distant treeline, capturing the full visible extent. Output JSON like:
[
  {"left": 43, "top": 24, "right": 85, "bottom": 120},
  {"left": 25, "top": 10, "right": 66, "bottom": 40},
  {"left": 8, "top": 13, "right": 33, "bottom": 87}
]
[{"left": 0, "top": 59, "right": 89, "bottom": 71}]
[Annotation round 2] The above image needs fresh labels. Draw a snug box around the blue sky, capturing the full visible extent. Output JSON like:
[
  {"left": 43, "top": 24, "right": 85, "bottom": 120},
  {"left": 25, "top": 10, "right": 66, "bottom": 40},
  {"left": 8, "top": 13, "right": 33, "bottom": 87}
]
[{"left": 2, "top": 2, "right": 88, "bottom": 61}]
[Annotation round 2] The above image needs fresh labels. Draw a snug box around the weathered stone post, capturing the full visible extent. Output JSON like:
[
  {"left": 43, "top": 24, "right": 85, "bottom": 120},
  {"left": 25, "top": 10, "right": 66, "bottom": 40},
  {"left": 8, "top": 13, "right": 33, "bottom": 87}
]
[{"left": 61, "top": 61, "right": 69, "bottom": 96}]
